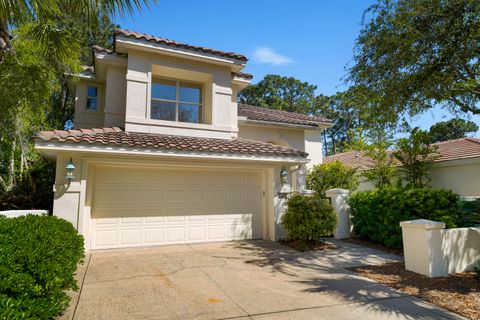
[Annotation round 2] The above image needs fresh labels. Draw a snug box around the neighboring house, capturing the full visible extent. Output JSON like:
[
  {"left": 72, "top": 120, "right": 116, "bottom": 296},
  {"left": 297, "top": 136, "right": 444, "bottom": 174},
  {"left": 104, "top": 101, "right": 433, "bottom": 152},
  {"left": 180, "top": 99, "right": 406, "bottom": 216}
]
[
  {"left": 325, "top": 137, "right": 480, "bottom": 197},
  {"left": 34, "top": 29, "right": 331, "bottom": 250}
]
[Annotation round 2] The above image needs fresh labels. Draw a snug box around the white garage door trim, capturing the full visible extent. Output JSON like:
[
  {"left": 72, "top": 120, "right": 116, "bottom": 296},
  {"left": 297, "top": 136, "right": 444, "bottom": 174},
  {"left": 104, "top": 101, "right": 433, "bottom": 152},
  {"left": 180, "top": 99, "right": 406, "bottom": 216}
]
[{"left": 88, "top": 165, "right": 265, "bottom": 250}]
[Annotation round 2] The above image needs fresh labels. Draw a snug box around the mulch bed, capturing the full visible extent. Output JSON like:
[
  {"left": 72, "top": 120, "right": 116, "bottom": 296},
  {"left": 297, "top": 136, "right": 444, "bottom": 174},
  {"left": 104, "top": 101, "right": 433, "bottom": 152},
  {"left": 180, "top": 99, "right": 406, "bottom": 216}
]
[
  {"left": 349, "top": 262, "right": 480, "bottom": 320},
  {"left": 343, "top": 237, "right": 404, "bottom": 256},
  {"left": 279, "top": 239, "right": 337, "bottom": 252}
]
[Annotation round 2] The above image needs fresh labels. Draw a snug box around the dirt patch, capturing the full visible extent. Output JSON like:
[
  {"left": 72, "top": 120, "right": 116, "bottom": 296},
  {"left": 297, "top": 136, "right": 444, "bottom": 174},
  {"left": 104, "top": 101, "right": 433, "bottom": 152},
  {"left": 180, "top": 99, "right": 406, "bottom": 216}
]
[
  {"left": 343, "top": 237, "right": 403, "bottom": 256},
  {"left": 349, "top": 262, "right": 479, "bottom": 320},
  {"left": 279, "top": 239, "right": 337, "bottom": 252}
]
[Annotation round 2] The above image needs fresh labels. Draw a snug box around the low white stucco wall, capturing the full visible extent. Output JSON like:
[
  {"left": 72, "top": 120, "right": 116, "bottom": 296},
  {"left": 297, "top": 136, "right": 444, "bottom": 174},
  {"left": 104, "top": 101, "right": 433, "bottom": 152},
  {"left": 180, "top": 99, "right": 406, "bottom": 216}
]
[
  {"left": 442, "top": 227, "right": 480, "bottom": 274},
  {"left": 401, "top": 219, "right": 480, "bottom": 277}
]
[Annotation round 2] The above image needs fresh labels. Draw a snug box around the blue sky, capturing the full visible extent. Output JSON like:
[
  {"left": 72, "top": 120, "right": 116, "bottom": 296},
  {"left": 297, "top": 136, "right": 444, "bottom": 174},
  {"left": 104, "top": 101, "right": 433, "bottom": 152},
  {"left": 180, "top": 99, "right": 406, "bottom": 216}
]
[{"left": 115, "top": 0, "right": 479, "bottom": 135}]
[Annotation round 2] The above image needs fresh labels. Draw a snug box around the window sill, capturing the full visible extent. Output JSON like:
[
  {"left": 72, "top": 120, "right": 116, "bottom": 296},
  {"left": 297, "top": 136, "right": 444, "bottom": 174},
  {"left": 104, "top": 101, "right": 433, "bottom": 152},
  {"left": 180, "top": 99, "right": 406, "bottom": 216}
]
[{"left": 127, "top": 117, "right": 232, "bottom": 132}]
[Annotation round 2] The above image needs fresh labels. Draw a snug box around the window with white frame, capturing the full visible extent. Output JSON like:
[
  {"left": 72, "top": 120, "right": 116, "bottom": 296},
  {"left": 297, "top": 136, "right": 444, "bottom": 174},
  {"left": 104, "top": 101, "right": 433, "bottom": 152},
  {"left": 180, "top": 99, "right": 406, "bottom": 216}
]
[
  {"left": 151, "top": 79, "right": 202, "bottom": 123},
  {"left": 86, "top": 86, "right": 98, "bottom": 110}
]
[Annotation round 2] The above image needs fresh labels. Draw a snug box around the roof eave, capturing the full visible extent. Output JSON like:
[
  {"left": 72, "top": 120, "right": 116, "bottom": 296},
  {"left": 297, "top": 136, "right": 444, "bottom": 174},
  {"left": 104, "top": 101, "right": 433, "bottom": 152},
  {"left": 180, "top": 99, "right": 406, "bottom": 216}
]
[
  {"left": 34, "top": 141, "right": 308, "bottom": 164},
  {"left": 238, "top": 118, "right": 331, "bottom": 130},
  {"left": 115, "top": 37, "right": 247, "bottom": 71}
]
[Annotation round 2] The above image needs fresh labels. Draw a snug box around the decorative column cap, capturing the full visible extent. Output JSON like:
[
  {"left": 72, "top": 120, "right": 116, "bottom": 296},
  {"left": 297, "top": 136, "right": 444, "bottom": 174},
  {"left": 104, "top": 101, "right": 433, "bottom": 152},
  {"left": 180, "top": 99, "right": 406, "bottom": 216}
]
[{"left": 400, "top": 219, "right": 445, "bottom": 230}]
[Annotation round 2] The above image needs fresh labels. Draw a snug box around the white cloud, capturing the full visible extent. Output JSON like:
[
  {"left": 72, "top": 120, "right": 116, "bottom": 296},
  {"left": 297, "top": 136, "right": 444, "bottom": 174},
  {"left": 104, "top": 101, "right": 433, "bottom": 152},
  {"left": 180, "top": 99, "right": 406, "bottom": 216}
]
[{"left": 253, "top": 47, "right": 294, "bottom": 66}]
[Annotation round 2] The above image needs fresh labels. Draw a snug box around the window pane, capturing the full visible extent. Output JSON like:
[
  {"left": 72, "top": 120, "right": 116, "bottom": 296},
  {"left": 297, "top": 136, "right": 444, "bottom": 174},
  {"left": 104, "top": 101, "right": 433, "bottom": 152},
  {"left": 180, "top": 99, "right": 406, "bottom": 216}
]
[
  {"left": 152, "top": 80, "right": 176, "bottom": 100},
  {"left": 151, "top": 100, "right": 176, "bottom": 121},
  {"left": 179, "top": 83, "right": 201, "bottom": 104},
  {"left": 87, "top": 97, "right": 97, "bottom": 110},
  {"left": 87, "top": 86, "right": 97, "bottom": 97},
  {"left": 178, "top": 103, "right": 200, "bottom": 123}
]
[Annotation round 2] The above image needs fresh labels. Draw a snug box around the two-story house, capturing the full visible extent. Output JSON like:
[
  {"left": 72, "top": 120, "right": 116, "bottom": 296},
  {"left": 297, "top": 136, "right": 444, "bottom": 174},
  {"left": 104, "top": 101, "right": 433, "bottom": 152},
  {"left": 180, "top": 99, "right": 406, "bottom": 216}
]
[{"left": 34, "top": 29, "right": 331, "bottom": 250}]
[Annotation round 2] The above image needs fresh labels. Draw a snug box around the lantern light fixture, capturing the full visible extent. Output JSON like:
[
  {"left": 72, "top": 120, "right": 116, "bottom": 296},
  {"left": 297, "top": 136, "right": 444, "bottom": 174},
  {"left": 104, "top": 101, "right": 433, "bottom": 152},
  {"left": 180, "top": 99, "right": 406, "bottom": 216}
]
[
  {"left": 280, "top": 166, "right": 288, "bottom": 185},
  {"left": 65, "top": 158, "right": 76, "bottom": 181}
]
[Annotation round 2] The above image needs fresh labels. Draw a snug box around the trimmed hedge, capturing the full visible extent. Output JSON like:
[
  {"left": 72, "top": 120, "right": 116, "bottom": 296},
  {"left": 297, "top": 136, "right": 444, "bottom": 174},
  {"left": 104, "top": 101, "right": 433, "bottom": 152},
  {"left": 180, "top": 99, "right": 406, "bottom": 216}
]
[
  {"left": 349, "top": 187, "right": 461, "bottom": 248},
  {"left": 0, "top": 215, "right": 84, "bottom": 319},
  {"left": 282, "top": 194, "right": 337, "bottom": 240}
]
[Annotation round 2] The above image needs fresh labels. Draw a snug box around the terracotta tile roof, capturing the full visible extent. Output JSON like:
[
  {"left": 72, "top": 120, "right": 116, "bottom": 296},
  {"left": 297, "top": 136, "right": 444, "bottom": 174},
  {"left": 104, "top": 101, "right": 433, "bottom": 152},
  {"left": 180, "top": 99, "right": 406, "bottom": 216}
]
[
  {"left": 232, "top": 72, "right": 253, "bottom": 80},
  {"left": 434, "top": 137, "right": 480, "bottom": 162},
  {"left": 115, "top": 29, "right": 248, "bottom": 62},
  {"left": 325, "top": 137, "right": 480, "bottom": 169},
  {"left": 34, "top": 127, "right": 307, "bottom": 158},
  {"left": 324, "top": 151, "right": 376, "bottom": 170},
  {"left": 238, "top": 104, "right": 331, "bottom": 127}
]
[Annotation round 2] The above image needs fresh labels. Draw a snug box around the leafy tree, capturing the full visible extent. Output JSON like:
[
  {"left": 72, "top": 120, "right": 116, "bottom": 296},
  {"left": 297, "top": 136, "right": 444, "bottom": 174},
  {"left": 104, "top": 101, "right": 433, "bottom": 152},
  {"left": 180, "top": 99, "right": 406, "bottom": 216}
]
[
  {"left": 239, "top": 74, "right": 317, "bottom": 114},
  {"left": 349, "top": 0, "right": 480, "bottom": 119},
  {"left": 307, "top": 161, "right": 359, "bottom": 196},
  {"left": 361, "top": 142, "right": 397, "bottom": 189},
  {"left": 0, "top": 0, "right": 153, "bottom": 63},
  {"left": 393, "top": 128, "right": 439, "bottom": 188},
  {"left": 315, "top": 88, "right": 395, "bottom": 155},
  {"left": 428, "top": 118, "right": 479, "bottom": 143},
  {"left": 49, "top": 14, "right": 119, "bottom": 129},
  {"left": 0, "top": 28, "right": 63, "bottom": 194}
]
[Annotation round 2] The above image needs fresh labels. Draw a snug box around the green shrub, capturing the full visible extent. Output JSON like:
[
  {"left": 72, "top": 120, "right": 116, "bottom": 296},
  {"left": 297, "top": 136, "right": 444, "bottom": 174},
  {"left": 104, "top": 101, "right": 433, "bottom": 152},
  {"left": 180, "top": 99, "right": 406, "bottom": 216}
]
[
  {"left": 0, "top": 215, "right": 84, "bottom": 319},
  {"left": 349, "top": 187, "right": 461, "bottom": 248},
  {"left": 282, "top": 193, "right": 337, "bottom": 240},
  {"left": 458, "top": 198, "right": 480, "bottom": 227},
  {"left": 307, "top": 160, "right": 359, "bottom": 196}
]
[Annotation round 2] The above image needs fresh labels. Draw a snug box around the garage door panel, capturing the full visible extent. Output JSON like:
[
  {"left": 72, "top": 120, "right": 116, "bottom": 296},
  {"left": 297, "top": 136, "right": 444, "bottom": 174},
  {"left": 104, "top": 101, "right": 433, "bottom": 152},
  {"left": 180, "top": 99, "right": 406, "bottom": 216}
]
[
  {"left": 121, "top": 170, "right": 145, "bottom": 184},
  {"left": 119, "top": 229, "right": 142, "bottom": 246},
  {"left": 187, "top": 225, "right": 205, "bottom": 241},
  {"left": 166, "top": 171, "right": 186, "bottom": 184},
  {"left": 186, "top": 190, "right": 205, "bottom": 203},
  {"left": 93, "top": 230, "right": 117, "bottom": 248},
  {"left": 166, "top": 227, "right": 186, "bottom": 242},
  {"left": 187, "top": 171, "right": 207, "bottom": 185},
  {"left": 144, "top": 228, "right": 164, "bottom": 244},
  {"left": 208, "top": 172, "right": 225, "bottom": 185},
  {"left": 207, "top": 225, "right": 224, "bottom": 240},
  {"left": 94, "top": 188, "right": 119, "bottom": 205},
  {"left": 226, "top": 224, "right": 252, "bottom": 240},
  {"left": 91, "top": 168, "right": 263, "bottom": 249},
  {"left": 166, "top": 189, "right": 186, "bottom": 203}
]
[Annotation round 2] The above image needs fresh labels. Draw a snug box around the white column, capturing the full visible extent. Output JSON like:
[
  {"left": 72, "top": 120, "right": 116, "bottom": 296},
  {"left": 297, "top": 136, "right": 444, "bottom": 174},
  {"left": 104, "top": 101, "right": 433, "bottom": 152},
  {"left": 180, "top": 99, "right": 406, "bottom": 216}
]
[
  {"left": 400, "top": 219, "right": 447, "bottom": 277},
  {"left": 325, "top": 188, "right": 351, "bottom": 239}
]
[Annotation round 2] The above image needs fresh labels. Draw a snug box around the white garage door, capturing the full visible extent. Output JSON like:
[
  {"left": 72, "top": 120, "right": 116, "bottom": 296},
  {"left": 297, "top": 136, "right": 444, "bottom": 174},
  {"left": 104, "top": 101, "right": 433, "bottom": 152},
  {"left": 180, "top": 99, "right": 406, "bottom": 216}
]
[{"left": 90, "top": 166, "right": 263, "bottom": 249}]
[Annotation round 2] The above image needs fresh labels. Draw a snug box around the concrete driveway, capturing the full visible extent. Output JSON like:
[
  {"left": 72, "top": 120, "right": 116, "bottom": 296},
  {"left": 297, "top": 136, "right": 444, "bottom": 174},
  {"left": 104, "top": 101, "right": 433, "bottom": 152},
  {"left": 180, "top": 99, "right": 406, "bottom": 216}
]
[{"left": 62, "top": 240, "right": 464, "bottom": 320}]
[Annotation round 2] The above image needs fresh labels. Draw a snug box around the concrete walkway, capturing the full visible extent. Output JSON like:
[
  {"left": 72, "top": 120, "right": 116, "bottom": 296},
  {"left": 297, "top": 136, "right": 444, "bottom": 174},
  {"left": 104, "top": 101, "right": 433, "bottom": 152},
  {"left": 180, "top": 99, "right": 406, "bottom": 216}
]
[{"left": 61, "top": 240, "right": 464, "bottom": 320}]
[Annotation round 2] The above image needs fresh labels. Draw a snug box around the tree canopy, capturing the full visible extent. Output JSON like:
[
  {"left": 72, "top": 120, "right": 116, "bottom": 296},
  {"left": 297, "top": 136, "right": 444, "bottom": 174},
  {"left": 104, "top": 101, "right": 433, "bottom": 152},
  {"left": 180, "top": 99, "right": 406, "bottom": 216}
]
[
  {"left": 349, "top": 0, "right": 480, "bottom": 119},
  {"left": 0, "top": 0, "right": 153, "bottom": 63},
  {"left": 427, "top": 118, "right": 479, "bottom": 143},
  {"left": 393, "top": 128, "right": 439, "bottom": 188},
  {"left": 238, "top": 74, "right": 317, "bottom": 114}
]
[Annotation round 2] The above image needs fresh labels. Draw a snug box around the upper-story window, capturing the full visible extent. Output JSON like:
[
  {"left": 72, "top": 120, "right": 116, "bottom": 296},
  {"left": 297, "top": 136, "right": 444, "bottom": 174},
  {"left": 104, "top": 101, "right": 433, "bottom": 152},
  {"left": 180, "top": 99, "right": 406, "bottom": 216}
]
[
  {"left": 86, "top": 86, "right": 98, "bottom": 110},
  {"left": 151, "top": 78, "right": 202, "bottom": 123}
]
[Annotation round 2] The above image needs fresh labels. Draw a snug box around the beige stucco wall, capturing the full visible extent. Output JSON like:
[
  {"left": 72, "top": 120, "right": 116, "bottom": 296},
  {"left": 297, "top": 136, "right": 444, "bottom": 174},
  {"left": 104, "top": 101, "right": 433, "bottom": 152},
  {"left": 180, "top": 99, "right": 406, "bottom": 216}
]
[
  {"left": 104, "top": 66, "right": 127, "bottom": 127},
  {"left": 74, "top": 81, "right": 105, "bottom": 129},
  {"left": 238, "top": 124, "right": 324, "bottom": 167},
  {"left": 123, "top": 50, "right": 238, "bottom": 138},
  {"left": 429, "top": 159, "right": 480, "bottom": 197}
]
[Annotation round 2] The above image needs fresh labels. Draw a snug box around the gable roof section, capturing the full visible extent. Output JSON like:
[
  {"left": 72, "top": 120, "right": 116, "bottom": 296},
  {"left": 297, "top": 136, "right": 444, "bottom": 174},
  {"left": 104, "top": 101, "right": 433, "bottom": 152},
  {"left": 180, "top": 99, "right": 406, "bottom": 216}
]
[
  {"left": 325, "top": 137, "right": 480, "bottom": 169},
  {"left": 34, "top": 127, "right": 307, "bottom": 158},
  {"left": 238, "top": 104, "right": 331, "bottom": 127},
  {"left": 434, "top": 137, "right": 480, "bottom": 162},
  {"left": 114, "top": 29, "right": 248, "bottom": 62}
]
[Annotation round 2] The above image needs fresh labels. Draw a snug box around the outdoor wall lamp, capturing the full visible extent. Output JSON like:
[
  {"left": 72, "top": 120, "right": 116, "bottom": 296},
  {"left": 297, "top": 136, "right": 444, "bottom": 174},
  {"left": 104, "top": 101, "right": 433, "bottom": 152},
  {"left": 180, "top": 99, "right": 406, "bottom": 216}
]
[
  {"left": 65, "top": 158, "right": 76, "bottom": 182},
  {"left": 278, "top": 166, "right": 291, "bottom": 198},
  {"left": 280, "top": 166, "right": 289, "bottom": 185}
]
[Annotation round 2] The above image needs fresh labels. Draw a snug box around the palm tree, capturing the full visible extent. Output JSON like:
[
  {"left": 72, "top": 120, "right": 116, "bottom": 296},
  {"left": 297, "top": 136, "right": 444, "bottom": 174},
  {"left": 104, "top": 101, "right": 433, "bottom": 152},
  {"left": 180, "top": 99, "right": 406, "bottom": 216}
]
[{"left": 0, "top": 0, "right": 154, "bottom": 63}]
